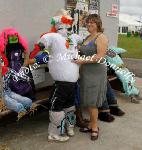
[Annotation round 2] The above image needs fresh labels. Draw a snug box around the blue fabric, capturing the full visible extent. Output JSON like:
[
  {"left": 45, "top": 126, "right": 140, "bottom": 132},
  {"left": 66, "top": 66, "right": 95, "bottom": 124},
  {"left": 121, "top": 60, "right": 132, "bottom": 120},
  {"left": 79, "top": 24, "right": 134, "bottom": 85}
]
[
  {"left": 74, "top": 82, "right": 80, "bottom": 107},
  {"left": 65, "top": 111, "right": 76, "bottom": 125},
  {"left": 106, "top": 53, "right": 124, "bottom": 66},
  {"left": 35, "top": 52, "right": 49, "bottom": 64},
  {"left": 106, "top": 51, "right": 139, "bottom": 96},
  {"left": 115, "top": 68, "right": 139, "bottom": 96},
  {"left": 3, "top": 91, "right": 32, "bottom": 113},
  {"left": 106, "top": 80, "right": 116, "bottom": 102},
  {"left": 2, "top": 71, "right": 32, "bottom": 113},
  {"left": 108, "top": 47, "right": 127, "bottom": 54}
]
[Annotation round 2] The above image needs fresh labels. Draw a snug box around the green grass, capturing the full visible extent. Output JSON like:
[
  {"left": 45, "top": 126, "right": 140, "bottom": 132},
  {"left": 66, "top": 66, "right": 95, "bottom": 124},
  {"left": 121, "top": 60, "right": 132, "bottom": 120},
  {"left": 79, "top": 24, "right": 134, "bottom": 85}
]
[{"left": 117, "top": 34, "right": 142, "bottom": 59}]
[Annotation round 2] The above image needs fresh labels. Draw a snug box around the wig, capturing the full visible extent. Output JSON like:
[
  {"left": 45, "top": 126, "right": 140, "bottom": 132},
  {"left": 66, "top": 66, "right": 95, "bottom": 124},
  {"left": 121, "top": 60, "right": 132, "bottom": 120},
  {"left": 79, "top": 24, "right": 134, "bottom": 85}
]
[{"left": 0, "top": 28, "right": 28, "bottom": 53}]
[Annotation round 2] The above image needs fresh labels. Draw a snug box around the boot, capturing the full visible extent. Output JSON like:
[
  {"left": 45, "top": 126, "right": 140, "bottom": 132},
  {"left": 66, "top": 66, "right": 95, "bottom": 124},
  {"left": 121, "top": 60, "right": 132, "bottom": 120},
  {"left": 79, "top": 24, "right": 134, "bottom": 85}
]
[
  {"left": 110, "top": 106, "right": 125, "bottom": 116},
  {"left": 98, "top": 112, "right": 115, "bottom": 122},
  {"left": 48, "top": 111, "right": 69, "bottom": 142},
  {"left": 64, "top": 106, "right": 76, "bottom": 137}
]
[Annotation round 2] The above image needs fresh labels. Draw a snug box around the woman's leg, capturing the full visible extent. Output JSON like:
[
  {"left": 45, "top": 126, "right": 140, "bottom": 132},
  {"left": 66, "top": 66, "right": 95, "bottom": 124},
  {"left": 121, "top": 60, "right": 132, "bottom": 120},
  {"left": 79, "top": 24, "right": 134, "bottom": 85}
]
[
  {"left": 88, "top": 107, "right": 98, "bottom": 131},
  {"left": 88, "top": 107, "right": 99, "bottom": 141}
]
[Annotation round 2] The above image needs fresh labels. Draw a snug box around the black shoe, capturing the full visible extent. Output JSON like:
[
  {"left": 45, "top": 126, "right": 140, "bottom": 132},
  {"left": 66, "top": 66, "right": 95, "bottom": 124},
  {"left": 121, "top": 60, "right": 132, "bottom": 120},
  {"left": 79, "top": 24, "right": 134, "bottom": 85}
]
[
  {"left": 98, "top": 112, "right": 115, "bottom": 122},
  {"left": 110, "top": 106, "right": 125, "bottom": 116}
]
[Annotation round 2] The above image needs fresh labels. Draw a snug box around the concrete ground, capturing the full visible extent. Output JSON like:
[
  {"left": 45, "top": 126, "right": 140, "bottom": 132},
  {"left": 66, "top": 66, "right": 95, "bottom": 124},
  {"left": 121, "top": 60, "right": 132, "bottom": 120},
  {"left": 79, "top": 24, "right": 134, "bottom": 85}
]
[
  {"left": 0, "top": 58, "right": 142, "bottom": 150},
  {"left": 123, "top": 58, "right": 142, "bottom": 77},
  {"left": 0, "top": 77, "right": 142, "bottom": 150}
]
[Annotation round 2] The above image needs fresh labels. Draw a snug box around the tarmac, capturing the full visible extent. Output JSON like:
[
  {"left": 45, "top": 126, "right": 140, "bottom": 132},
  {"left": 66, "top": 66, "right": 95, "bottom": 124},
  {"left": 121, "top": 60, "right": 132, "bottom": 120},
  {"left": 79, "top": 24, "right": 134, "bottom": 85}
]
[
  {"left": 0, "top": 58, "right": 142, "bottom": 150},
  {"left": 123, "top": 58, "right": 142, "bottom": 77}
]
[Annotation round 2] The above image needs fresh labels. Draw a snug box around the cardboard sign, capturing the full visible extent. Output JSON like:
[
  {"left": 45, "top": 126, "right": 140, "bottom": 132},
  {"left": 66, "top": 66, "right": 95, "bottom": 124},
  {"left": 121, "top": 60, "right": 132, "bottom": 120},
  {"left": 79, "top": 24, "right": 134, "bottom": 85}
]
[{"left": 107, "top": 4, "right": 118, "bottom": 18}]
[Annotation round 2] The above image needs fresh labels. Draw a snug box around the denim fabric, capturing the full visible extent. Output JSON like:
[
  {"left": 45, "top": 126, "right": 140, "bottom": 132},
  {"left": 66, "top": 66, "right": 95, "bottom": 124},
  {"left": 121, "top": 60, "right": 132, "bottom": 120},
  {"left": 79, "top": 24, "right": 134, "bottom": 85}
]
[
  {"left": 3, "top": 91, "right": 32, "bottom": 113},
  {"left": 99, "top": 80, "right": 118, "bottom": 110},
  {"left": 75, "top": 82, "right": 80, "bottom": 107}
]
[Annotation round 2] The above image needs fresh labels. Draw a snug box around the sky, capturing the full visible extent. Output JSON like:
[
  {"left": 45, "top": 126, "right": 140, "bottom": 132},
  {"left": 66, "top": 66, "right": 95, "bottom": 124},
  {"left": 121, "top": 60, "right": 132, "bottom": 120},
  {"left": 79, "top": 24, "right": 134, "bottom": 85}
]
[{"left": 119, "top": 0, "right": 142, "bottom": 26}]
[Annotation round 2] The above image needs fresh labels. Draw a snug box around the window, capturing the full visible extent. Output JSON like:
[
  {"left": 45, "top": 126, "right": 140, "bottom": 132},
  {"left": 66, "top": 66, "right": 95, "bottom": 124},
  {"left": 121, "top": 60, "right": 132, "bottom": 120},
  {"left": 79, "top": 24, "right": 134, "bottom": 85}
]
[{"left": 122, "top": 26, "right": 128, "bottom": 33}]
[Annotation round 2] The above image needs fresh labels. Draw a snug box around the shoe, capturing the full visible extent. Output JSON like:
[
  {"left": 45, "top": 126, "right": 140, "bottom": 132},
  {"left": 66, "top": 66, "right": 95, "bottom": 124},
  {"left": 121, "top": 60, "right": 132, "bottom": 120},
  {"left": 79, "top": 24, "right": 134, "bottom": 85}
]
[
  {"left": 98, "top": 112, "right": 115, "bottom": 122},
  {"left": 110, "top": 106, "right": 125, "bottom": 116},
  {"left": 48, "top": 134, "right": 69, "bottom": 142},
  {"left": 130, "top": 95, "right": 140, "bottom": 104},
  {"left": 67, "top": 125, "right": 75, "bottom": 136},
  {"left": 91, "top": 127, "right": 99, "bottom": 141}
]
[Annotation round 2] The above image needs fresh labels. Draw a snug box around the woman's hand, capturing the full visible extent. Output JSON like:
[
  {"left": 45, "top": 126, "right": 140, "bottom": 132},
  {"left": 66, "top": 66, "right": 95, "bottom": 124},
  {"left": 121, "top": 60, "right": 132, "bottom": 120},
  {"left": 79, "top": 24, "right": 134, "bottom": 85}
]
[{"left": 72, "top": 59, "right": 85, "bottom": 65}]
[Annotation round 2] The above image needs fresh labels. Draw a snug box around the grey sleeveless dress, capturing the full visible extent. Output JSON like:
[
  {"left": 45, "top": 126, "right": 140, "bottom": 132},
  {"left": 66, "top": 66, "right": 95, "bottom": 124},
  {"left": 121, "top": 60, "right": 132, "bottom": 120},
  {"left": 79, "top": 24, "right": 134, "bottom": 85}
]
[{"left": 79, "top": 38, "right": 107, "bottom": 108}]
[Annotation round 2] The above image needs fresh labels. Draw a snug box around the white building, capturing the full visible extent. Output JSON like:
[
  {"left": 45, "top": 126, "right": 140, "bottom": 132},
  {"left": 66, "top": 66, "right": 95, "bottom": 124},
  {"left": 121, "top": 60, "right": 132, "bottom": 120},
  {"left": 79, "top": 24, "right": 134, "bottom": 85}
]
[
  {"left": 0, "top": 0, "right": 120, "bottom": 88},
  {"left": 119, "top": 14, "right": 141, "bottom": 34}
]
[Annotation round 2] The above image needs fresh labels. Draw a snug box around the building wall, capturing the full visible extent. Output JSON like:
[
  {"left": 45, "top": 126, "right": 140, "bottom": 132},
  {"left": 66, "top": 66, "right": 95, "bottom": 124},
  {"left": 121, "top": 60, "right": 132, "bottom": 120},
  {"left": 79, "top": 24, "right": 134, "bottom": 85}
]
[
  {"left": 100, "top": 0, "right": 119, "bottom": 47},
  {"left": 0, "top": 0, "right": 65, "bottom": 88},
  {"left": 0, "top": 0, "right": 65, "bottom": 49}
]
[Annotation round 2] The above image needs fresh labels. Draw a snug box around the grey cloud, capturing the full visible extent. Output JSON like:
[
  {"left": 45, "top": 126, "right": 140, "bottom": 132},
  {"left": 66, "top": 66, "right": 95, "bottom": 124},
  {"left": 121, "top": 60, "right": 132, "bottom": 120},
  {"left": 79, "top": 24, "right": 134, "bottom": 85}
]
[
  {"left": 120, "top": 0, "right": 142, "bottom": 16},
  {"left": 120, "top": 0, "right": 142, "bottom": 7},
  {"left": 120, "top": 6, "right": 142, "bottom": 16}
]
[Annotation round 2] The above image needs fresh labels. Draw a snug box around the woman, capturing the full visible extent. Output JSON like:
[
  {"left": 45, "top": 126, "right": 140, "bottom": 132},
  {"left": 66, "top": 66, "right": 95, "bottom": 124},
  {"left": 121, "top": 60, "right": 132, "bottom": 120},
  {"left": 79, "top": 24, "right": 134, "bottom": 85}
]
[{"left": 73, "top": 14, "right": 108, "bottom": 141}]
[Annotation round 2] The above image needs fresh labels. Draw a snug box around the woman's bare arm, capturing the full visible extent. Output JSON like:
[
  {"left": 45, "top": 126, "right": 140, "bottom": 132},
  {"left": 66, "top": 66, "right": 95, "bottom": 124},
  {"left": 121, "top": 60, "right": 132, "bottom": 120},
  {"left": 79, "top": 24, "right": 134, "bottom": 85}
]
[{"left": 91, "top": 34, "right": 108, "bottom": 62}]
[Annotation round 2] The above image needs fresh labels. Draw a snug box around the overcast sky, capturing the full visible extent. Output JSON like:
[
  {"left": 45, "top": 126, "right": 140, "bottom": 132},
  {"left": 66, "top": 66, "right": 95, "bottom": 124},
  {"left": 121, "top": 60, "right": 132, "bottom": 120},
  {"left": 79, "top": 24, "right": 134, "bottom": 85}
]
[
  {"left": 119, "top": 0, "right": 142, "bottom": 25},
  {"left": 120, "top": 0, "right": 142, "bottom": 16}
]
